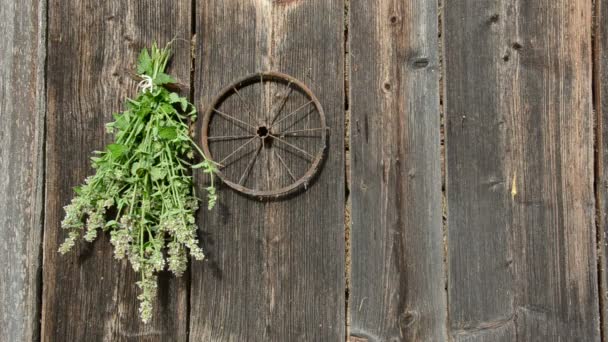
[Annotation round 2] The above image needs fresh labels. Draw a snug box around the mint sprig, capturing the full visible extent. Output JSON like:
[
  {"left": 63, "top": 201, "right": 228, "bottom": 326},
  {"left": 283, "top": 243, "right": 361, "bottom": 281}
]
[{"left": 59, "top": 42, "right": 217, "bottom": 323}]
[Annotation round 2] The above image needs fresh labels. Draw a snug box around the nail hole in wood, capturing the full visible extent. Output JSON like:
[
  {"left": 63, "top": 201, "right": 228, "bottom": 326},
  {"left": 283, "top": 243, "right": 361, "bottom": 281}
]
[{"left": 413, "top": 58, "right": 429, "bottom": 68}]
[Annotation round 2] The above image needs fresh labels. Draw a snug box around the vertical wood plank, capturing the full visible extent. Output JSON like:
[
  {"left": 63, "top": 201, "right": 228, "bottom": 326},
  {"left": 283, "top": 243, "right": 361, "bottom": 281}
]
[
  {"left": 0, "top": 0, "right": 46, "bottom": 340},
  {"left": 42, "top": 1, "right": 192, "bottom": 340},
  {"left": 349, "top": 0, "right": 447, "bottom": 341},
  {"left": 445, "top": 0, "right": 599, "bottom": 340},
  {"left": 190, "top": 0, "right": 345, "bottom": 340},
  {"left": 595, "top": 0, "right": 608, "bottom": 338}
]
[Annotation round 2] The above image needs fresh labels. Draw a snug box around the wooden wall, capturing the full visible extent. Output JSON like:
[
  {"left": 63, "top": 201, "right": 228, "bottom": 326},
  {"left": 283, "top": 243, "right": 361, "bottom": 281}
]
[
  {"left": 444, "top": 0, "right": 598, "bottom": 340},
  {"left": 1, "top": 0, "right": 606, "bottom": 341}
]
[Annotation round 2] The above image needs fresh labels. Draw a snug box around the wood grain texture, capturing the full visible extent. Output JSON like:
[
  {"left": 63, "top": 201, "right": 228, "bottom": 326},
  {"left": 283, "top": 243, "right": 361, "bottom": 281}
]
[
  {"left": 0, "top": 0, "right": 46, "bottom": 340},
  {"left": 190, "top": 0, "right": 345, "bottom": 340},
  {"left": 596, "top": 0, "right": 608, "bottom": 338},
  {"left": 444, "top": 0, "right": 599, "bottom": 340},
  {"left": 42, "top": 1, "right": 192, "bottom": 340},
  {"left": 349, "top": 0, "right": 447, "bottom": 341}
]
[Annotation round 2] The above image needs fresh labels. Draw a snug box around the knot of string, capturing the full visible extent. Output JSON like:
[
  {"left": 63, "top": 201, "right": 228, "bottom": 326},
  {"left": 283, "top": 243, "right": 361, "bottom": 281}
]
[{"left": 137, "top": 75, "right": 154, "bottom": 93}]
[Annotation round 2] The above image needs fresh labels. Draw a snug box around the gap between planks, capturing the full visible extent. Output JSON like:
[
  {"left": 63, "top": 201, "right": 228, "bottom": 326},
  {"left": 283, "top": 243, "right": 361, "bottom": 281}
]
[
  {"left": 344, "top": 0, "right": 352, "bottom": 340},
  {"left": 438, "top": 0, "right": 450, "bottom": 339},
  {"left": 36, "top": 0, "right": 49, "bottom": 340},
  {"left": 186, "top": 0, "right": 197, "bottom": 338},
  {"left": 592, "top": 0, "right": 607, "bottom": 340}
]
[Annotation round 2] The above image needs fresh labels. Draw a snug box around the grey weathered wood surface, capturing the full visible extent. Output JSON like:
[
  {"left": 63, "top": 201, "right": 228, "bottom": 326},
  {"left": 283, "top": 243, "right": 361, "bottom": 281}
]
[
  {"left": 349, "top": 0, "right": 447, "bottom": 341},
  {"left": 444, "top": 0, "right": 599, "bottom": 341},
  {"left": 42, "top": 1, "right": 192, "bottom": 340},
  {"left": 189, "top": 0, "right": 345, "bottom": 340},
  {"left": 3, "top": 0, "right": 608, "bottom": 340},
  {"left": 0, "top": 0, "right": 46, "bottom": 341},
  {"left": 596, "top": 0, "right": 608, "bottom": 338}
]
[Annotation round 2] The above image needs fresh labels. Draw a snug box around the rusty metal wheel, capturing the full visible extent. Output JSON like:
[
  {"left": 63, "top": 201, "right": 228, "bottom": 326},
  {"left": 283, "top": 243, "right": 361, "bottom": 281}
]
[{"left": 200, "top": 71, "right": 328, "bottom": 199}]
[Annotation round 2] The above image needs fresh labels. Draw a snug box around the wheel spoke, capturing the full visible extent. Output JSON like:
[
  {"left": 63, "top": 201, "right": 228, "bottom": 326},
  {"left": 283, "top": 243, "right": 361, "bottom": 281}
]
[
  {"left": 266, "top": 150, "right": 271, "bottom": 190},
  {"left": 269, "top": 134, "right": 314, "bottom": 160},
  {"left": 232, "top": 86, "right": 257, "bottom": 118},
  {"left": 269, "top": 81, "right": 293, "bottom": 124},
  {"left": 271, "top": 100, "right": 314, "bottom": 127},
  {"left": 218, "top": 136, "right": 258, "bottom": 166},
  {"left": 208, "top": 134, "right": 256, "bottom": 142},
  {"left": 238, "top": 140, "right": 262, "bottom": 185},
  {"left": 213, "top": 108, "right": 256, "bottom": 131},
  {"left": 279, "top": 106, "right": 316, "bottom": 133},
  {"left": 275, "top": 149, "right": 296, "bottom": 181},
  {"left": 259, "top": 74, "right": 266, "bottom": 123}
]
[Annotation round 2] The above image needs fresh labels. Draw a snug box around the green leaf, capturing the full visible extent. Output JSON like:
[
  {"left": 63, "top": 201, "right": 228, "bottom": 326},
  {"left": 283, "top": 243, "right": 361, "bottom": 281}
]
[
  {"left": 179, "top": 98, "right": 188, "bottom": 112},
  {"left": 114, "top": 113, "right": 130, "bottom": 130},
  {"left": 168, "top": 92, "right": 180, "bottom": 104},
  {"left": 168, "top": 92, "right": 189, "bottom": 112},
  {"left": 193, "top": 160, "right": 218, "bottom": 174},
  {"left": 153, "top": 72, "right": 176, "bottom": 85},
  {"left": 107, "top": 143, "right": 128, "bottom": 158},
  {"left": 150, "top": 167, "right": 167, "bottom": 181},
  {"left": 158, "top": 126, "right": 177, "bottom": 140},
  {"left": 160, "top": 103, "right": 176, "bottom": 114},
  {"left": 105, "top": 220, "right": 118, "bottom": 228},
  {"left": 137, "top": 48, "right": 152, "bottom": 75},
  {"left": 131, "top": 162, "right": 142, "bottom": 175}
]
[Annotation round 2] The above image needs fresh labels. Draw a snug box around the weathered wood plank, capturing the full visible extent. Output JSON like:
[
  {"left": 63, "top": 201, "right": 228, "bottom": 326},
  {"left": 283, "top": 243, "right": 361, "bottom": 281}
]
[
  {"left": 42, "top": 1, "right": 192, "bottom": 340},
  {"left": 349, "top": 0, "right": 447, "bottom": 341},
  {"left": 0, "top": 0, "right": 46, "bottom": 340},
  {"left": 444, "top": 0, "right": 599, "bottom": 340},
  {"left": 190, "top": 0, "right": 345, "bottom": 340},
  {"left": 595, "top": 0, "right": 608, "bottom": 338}
]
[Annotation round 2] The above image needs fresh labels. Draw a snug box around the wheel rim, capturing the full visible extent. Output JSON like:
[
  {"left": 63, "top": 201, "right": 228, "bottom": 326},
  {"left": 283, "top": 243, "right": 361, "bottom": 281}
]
[{"left": 200, "top": 71, "right": 328, "bottom": 199}]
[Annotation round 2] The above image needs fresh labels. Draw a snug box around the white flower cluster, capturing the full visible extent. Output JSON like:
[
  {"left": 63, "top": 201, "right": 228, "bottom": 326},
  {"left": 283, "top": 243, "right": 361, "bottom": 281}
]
[
  {"left": 58, "top": 175, "right": 210, "bottom": 323},
  {"left": 167, "top": 241, "right": 187, "bottom": 276},
  {"left": 136, "top": 263, "right": 158, "bottom": 323},
  {"left": 160, "top": 212, "right": 205, "bottom": 260}
]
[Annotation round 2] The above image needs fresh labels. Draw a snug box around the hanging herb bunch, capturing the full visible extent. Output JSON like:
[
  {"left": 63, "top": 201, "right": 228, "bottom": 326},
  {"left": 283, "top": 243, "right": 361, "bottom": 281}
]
[{"left": 58, "top": 42, "right": 218, "bottom": 323}]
